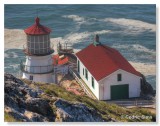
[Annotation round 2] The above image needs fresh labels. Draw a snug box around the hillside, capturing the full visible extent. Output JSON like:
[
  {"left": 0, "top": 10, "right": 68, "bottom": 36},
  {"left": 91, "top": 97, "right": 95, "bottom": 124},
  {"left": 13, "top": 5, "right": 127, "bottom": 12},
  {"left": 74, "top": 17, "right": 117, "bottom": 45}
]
[{"left": 4, "top": 73, "right": 156, "bottom": 122}]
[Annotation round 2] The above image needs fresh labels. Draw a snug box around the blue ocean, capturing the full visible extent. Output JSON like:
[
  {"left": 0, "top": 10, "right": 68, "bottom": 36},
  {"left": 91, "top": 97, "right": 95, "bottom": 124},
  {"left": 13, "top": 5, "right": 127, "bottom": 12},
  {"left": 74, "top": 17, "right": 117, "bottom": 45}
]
[{"left": 4, "top": 4, "right": 156, "bottom": 89}]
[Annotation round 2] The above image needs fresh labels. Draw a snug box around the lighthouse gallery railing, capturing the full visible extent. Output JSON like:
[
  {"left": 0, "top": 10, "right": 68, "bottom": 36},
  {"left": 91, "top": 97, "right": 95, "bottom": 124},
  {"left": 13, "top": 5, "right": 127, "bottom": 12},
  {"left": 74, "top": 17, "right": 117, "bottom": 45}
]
[{"left": 20, "top": 62, "right": 54, "bottom": 74}]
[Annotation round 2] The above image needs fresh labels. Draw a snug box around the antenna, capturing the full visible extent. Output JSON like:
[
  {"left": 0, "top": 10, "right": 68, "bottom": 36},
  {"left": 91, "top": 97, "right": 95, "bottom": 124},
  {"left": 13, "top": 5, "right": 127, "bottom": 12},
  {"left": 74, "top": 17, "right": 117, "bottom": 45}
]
[{"left": 36, "top": 9, "right": 39, "bottom": 17}]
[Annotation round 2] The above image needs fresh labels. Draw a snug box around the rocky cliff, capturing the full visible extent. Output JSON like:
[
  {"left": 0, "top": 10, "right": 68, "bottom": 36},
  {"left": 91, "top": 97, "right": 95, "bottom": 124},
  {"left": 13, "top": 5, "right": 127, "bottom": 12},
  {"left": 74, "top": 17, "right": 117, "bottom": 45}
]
[
  {"left": 4, "top": 73, "right": 104, "bottom": 122},
  {"left": 4, "top": 73, "right": 155, "bottom": 122}
]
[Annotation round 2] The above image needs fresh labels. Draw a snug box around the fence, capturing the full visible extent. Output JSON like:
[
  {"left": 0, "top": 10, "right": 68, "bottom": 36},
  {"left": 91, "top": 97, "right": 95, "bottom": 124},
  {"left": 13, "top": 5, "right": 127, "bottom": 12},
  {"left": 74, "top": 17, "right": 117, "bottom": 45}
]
[{"left": 107, "top": 99, "right": 155, "bottom": 108}]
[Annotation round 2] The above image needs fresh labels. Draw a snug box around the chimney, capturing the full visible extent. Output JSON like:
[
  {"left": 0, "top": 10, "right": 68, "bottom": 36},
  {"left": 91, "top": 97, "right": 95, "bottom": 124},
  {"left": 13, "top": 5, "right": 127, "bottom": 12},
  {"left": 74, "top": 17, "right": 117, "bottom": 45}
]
[
  {"left": 95, "top": 34, "right": 99, "bottom": 42},
  {"left": 93, "top": 34, "right": 100, "bottom": 46}
]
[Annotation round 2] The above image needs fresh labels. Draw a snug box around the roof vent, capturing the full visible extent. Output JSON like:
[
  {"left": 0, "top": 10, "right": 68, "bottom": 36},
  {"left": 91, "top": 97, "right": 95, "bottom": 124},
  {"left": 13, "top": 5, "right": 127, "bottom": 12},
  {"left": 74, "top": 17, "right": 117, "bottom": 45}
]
[{"left": 93, "top": 34, "right": 101, "bottom": 46}]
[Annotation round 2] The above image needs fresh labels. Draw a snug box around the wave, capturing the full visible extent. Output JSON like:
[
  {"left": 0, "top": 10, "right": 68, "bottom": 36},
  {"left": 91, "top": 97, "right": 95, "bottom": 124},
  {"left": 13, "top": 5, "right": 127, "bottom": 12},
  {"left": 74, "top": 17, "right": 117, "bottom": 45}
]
[
  {"left": 62, "top": 15, "right": 85, "bottom": 23},
  {"left": 100, "top": 18, "right": 156, "bottom": 34},
  {"left": 62, "top": 15, "right": 156, "bottom": 34},
  {"left": 63, "top": 30, "right": 111, "bottom": 43},
  {"left": 5, "top": 52, "right": 19, "bottom": 58},
  {"left": 112, "top": 44, "right": 156, "bottom": 55},
  {"left": 62, "top": 15, "right": 94, "bottom": 31},
  {"left": 4, "top": 28, "right": 110, "bottom": 50}
]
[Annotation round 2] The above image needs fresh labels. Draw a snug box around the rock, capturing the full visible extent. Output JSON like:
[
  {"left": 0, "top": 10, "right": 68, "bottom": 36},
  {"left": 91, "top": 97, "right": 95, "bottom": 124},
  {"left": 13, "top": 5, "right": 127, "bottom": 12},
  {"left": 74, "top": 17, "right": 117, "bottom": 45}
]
[
  {"left": 24, "top": 110, "right": 49, "bottom": 122},
  {"left": 4, "top": 73, "right": 55, "bottom": 122},
  {"left": 54, "top": 99, "right": 104, "bottom": 122},
  {"left": 55, "top": 108, "right": 73, "bottom": 122},
  {"left": 140, "top": 74, "right": 155, "bottom": 96},
  {"left": 5, "top": 106, "right": 29, "bottom": 122},
  {"left": 25, "top": 98, "right": 54, "bottom": 120}
]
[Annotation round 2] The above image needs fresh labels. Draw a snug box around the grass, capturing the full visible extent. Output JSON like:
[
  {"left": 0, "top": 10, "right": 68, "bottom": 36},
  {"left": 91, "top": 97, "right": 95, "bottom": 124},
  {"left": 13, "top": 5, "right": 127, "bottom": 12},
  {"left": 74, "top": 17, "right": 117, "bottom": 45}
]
[
  {"left": 22, "top": 79, "right": 156, "bottom": 122},
  {"left": 4, "top": 112, "right": 20, "bottom": 122}
]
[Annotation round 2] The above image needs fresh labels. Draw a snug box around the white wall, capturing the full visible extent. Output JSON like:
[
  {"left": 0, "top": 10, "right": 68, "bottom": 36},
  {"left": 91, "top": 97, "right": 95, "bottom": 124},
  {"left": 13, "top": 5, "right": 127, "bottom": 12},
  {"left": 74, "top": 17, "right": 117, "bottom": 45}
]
[
  {"left": 24, "top": 55, "right": 53, "bottom": 73},
  {"left": 22, "top": 55, "right": 55, "bottom": 83},
  {"left": 98, "top": 69, "right": 141, "bottom": 100},
  {"left": 77, "top": 58, "right": 99, "bottom": 99},
  {"left": 22, "top": 73, "right": 55, "bottom": 83}
]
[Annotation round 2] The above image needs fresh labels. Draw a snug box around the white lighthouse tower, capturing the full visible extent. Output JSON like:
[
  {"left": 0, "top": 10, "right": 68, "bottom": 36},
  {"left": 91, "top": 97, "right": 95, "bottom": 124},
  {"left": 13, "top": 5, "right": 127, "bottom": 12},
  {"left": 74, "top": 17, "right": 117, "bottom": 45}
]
[{"left": 20, "top": 17, "right": 55, "bottom": 83}]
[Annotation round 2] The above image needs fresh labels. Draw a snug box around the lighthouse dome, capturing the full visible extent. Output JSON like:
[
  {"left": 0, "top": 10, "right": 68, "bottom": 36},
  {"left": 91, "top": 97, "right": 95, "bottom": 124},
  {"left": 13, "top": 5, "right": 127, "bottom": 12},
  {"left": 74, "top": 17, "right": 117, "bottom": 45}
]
[
  {"left": 23, "top": 17, "right": 54, "bottom": 56},
  {"left": 24, "top": 17, "right": 51, "bottom": 35}
]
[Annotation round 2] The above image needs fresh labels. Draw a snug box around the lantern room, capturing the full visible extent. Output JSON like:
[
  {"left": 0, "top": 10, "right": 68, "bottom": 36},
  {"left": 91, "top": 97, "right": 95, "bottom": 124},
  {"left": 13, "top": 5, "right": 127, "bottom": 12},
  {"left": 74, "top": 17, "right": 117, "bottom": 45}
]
[{"left": 24, "top": 17, "right": 54, "bottom": 55}]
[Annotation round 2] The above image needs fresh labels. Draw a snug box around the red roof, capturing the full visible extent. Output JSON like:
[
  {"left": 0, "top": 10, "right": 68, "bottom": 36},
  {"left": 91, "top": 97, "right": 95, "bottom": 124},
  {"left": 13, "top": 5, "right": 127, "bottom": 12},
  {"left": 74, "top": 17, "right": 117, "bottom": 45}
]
[
  {"left": 76, "top": 44, "right": 141, "bottom": 81},
  {"left": 52, "top": 54, "right": 69, "bottom": 65},
  {"left": 24, "top": 17, "right": 51, "bottom": 35}
]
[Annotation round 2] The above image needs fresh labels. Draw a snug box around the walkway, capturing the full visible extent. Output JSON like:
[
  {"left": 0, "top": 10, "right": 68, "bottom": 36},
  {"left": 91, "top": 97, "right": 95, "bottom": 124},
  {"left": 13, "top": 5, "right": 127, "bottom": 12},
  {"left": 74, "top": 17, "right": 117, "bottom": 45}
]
[
  {"left": 106, "top": 99, "right": 155, "bottom": 108},
  {"left": 68, "top": 65, "right": 97, "bottom": 100}
]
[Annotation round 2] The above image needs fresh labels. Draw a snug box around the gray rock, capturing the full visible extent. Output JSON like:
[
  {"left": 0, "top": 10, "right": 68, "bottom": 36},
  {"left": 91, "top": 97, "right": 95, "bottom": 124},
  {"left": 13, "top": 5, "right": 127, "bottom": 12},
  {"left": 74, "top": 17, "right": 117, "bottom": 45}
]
[
  {"left": 25, "top": 98, "right": 54, "bottom": 118},
  {"left": 4, "top": 73, "right": 55, "bottom": 122},
  {"left": 7, "top": 108, "right": 29, "bottom": 122},
  {"left": 141, "top": 74, "right": 155, "bottom": 95},
  {"left": 54, "top": 99, "right": 104, "bottom": 122},
  {"left": 24, "top": 110, "right": 49, "bottom": 122}
]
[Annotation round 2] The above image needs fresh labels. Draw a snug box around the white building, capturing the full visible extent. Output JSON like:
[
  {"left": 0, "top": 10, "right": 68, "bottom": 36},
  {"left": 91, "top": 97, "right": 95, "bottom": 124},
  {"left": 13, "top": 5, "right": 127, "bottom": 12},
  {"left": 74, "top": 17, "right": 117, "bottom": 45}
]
[
  {"left": 76, "top": 35, "right": 142, "bottom": 100},
  {"left": 21, "top": 17, "right": 55, "bottom": 83}
]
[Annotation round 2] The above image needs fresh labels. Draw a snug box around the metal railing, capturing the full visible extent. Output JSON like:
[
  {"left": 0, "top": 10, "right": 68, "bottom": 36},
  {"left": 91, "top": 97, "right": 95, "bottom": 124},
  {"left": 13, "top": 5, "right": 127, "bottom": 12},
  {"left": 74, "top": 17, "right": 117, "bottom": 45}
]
[
  {"left": 68, "top": 67, "right": 97, "bottom": 99},
  {"left": 20, "top": 62, "right": 54, "bottom": 74},
  {"left": 107, "top": 99, "right": 155, "bottom": 108},
  {"left": 57, "top": 42, "right": 73, "bottom": 53}
]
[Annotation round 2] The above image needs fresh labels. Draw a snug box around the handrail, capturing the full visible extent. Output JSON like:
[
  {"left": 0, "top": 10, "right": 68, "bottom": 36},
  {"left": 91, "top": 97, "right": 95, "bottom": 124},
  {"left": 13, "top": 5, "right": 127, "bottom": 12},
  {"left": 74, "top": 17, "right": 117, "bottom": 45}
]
[
  {"left": 57, "top": 41, "right": 73, "bottom": 53},
  {"left": 20, "top": 62, "right": 54, "bottom": 74},
  {"left": 68, "top": 67, "right": 97, "bottom": 99}
]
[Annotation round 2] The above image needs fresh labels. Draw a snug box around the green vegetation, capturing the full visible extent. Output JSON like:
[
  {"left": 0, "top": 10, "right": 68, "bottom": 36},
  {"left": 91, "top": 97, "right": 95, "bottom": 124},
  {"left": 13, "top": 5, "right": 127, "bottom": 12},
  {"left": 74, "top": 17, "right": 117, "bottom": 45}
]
[
  {"left": 4, "top": 112, "right": 20, "bottom": 122},
  {"left": 22, "top": 79, "right": 156, "bottom": 122}
]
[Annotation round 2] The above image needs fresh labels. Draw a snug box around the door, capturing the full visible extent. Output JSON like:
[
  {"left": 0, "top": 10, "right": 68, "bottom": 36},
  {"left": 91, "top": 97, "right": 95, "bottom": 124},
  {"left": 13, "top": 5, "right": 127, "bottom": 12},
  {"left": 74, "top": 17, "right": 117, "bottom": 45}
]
[{"left": 111, "top": 84, "right": 129, "bottom": 100}]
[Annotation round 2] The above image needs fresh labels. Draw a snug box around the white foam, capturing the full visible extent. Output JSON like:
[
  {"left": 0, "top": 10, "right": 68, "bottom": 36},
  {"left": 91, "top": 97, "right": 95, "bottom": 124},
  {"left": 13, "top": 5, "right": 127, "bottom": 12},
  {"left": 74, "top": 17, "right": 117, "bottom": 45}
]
[
  {"left": 132, "top": 44, "right": 155, "bottom": 55},
  {"left": 62, "top": 15, "right": 95, "bottom": 31},
  {"left": 5, "top": 28, "right": 155, "bottom": 56},
  {"left": 62, "top": 15, "right": 85, "bottom": 22},
  {"left": 100, "top": 18, "right": 156, "bottom": 34},
  {"left": 5, "top": 29, "right": 26, "bottom": 49},
  {"left": 64, "top": 30, "right": 111, "bottom": 43},
  {"left": 112, "top": 44, "right": 156, "bottom": 55},
  {"left": 63, "top": 15, "right": 156, "bottom": 34}
]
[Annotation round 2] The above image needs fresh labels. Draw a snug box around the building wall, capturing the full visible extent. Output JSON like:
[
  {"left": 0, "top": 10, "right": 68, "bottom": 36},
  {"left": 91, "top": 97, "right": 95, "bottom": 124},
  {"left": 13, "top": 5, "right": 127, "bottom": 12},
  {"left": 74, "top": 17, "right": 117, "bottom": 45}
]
[
  {"left": 25, "top": 55, "right": 53, "bottom": 66},
  {"left": 22, "top": 55, "right": 55, "bottom": 83},
  {"left": 77, "top": 58, "right": 99, "bottom": 99},
  {"left": 25, "top": 55, "right": 53, "bottom": 73},
  {"left": 98, "top": 69, "right": 141, "bottom": 100},
  {"left": 22, "top": 73, "right": 54, "bottom": 83}
]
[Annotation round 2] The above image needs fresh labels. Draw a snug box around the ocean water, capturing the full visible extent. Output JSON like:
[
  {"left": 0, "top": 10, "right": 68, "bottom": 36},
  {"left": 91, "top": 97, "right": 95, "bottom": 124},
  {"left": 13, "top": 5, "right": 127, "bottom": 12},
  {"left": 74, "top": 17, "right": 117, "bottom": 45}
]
[{"left": 4, "top": 4, "right": 156, "bottom": 89}]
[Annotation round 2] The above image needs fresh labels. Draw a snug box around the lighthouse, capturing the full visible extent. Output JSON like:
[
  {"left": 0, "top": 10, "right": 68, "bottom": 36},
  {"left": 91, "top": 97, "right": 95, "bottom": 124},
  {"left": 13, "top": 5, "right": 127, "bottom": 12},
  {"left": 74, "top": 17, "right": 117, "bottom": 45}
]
[{"left": 20, "top": 17, "right": 55, "bottom": 83}]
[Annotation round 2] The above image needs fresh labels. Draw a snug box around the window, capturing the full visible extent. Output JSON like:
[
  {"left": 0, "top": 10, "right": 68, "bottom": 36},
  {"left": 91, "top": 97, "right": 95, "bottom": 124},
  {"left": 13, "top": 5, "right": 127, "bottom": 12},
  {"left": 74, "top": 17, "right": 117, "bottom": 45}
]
[
  {"left": 83, "top": 68, "right": 84, "bottom": 75},
  {"left": 85, "top": 68, "right": 88, "bottom": 80},
  {"left": 78, "top": 60, "right": 80, "bottom": 73},
  {"left": 30, "top": 75, "right": 33, "bottom": 80},
  {"left": 92, "top": 77, "right": 94, "bottom": 89},
  {"left": 117, "top": 74, "right": 122, "bottom": 81}
]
